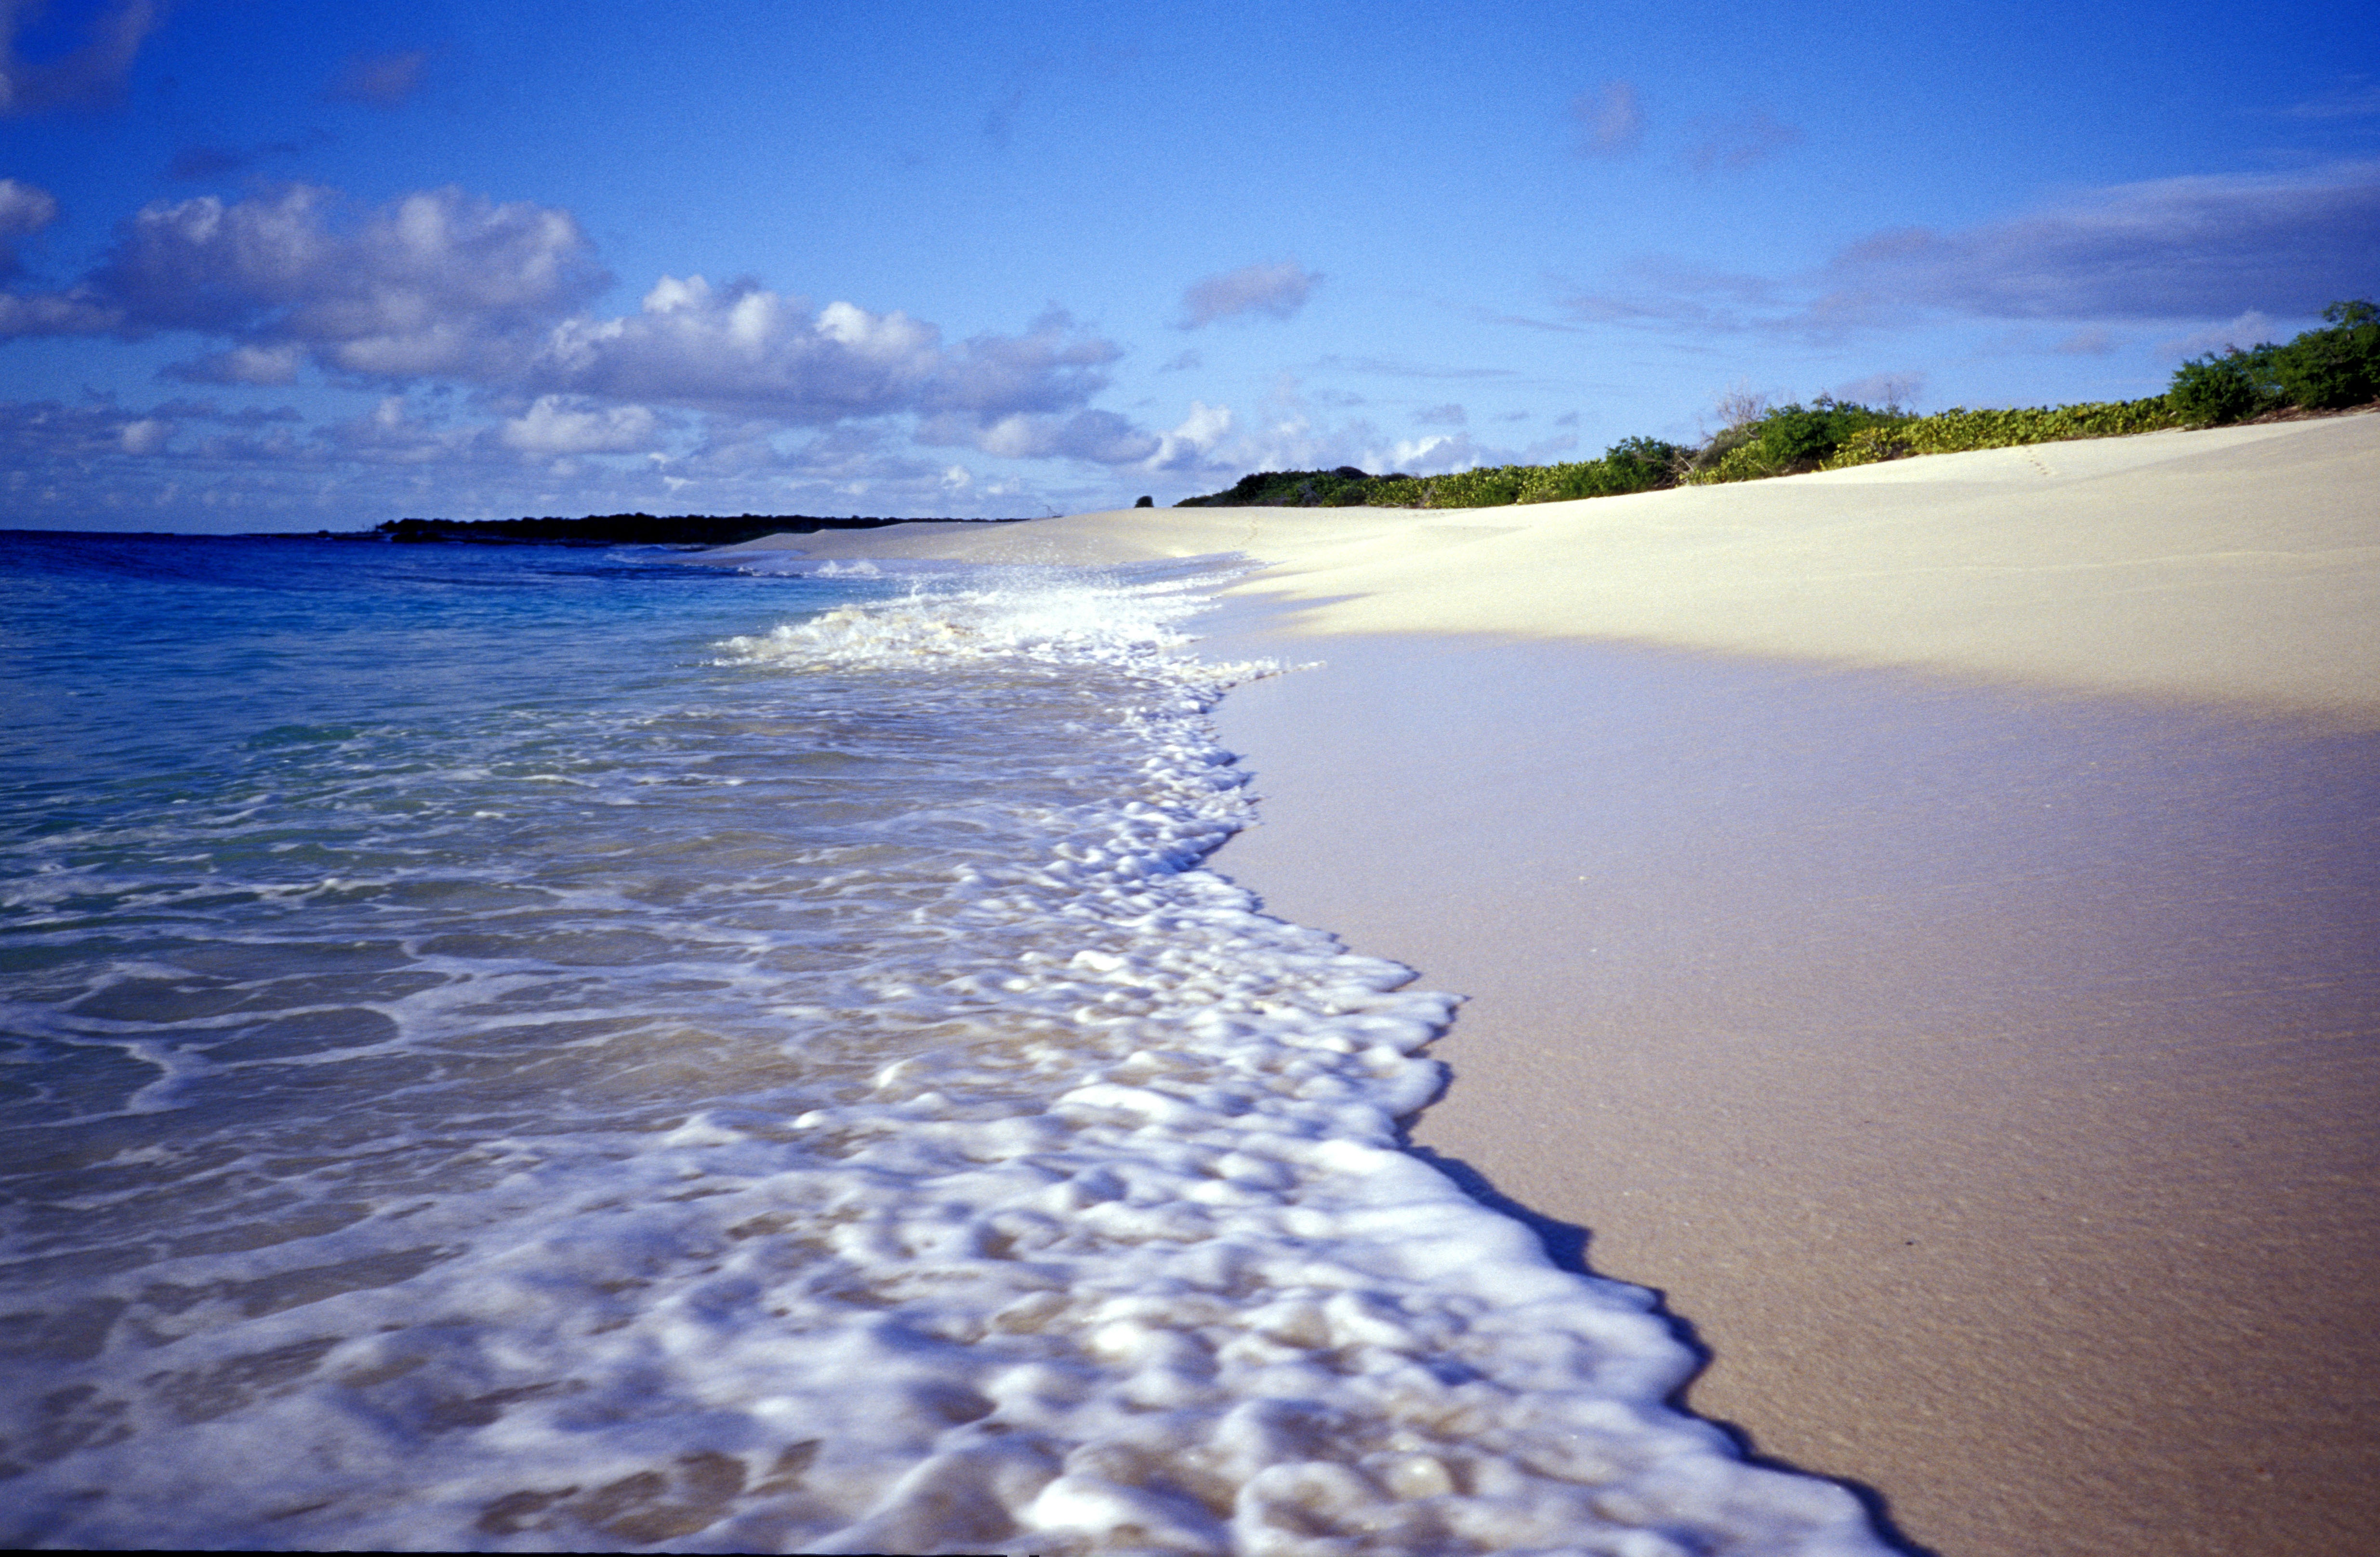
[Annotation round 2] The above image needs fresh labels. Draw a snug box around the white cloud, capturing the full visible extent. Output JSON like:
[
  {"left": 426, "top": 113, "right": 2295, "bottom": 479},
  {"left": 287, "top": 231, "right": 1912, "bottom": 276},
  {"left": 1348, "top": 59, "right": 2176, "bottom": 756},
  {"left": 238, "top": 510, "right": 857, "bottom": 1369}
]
[
  {"left": 0, "top": 288, "right": 122, "bottom": 333},
  {"left": 163, "top": 342, "right": 306, "bottom": 384},
  {"left": 1177, "top": 260, "right": 1322, "bottom": 328},
  {"left": 0, "top": 177, "right": 56, "bottom": 236},
  {"left": 0, "top": 178, "right": 1185, "bottom": 522},
  {"left": 930, "top": 408, "right": 1158, "bottom": 464},
  {"left": 1144, "top": 400, "right": 1232, "bottom": 470},
  {"left": 537, "top": 278, "right": 1121, "bottom": 430},
  {"left": 55, "top": 184, "right": 606, "bottom": 378},
  {"left": 500, "top": 396, "right": 661, "bottom": 456},
  {"left": 4, "top": 182, "right": 1137, "bottom": 440}
]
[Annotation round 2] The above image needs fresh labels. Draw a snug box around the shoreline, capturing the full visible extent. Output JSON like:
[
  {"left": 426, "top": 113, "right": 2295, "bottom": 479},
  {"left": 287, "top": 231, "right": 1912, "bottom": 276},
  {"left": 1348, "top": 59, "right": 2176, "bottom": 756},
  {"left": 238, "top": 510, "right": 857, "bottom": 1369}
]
[{"left": 703, "top": 413, "right": 2380, "bottom": 1554}]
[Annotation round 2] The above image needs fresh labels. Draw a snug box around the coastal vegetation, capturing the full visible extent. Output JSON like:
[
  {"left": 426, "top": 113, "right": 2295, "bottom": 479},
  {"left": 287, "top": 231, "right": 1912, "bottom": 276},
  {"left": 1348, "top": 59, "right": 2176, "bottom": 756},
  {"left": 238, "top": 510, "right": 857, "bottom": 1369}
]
[{"left": 1175, "top": 299, "right": 2379, "bottom": 509}]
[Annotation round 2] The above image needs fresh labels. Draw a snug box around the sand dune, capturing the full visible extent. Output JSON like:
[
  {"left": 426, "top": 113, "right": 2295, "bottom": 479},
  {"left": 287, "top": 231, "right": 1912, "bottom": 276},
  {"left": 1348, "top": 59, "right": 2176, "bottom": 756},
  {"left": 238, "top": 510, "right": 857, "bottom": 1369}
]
[{"left": 711, "top": 410, "right": 2380, "bottom": 1555}]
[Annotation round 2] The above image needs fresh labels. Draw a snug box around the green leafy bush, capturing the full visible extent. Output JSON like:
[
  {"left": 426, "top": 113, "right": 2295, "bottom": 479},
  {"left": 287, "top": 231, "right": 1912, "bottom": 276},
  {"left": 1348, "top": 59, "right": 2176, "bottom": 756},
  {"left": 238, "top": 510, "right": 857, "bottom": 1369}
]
[
  {"left": 2265, "top": 299, "right": 2380, "bottom": 410},
  {"left": 2164, "top": 300, "right": 2380, "bottom": 423},
  {"left": 1684, "top": 399, "right": 1906, "bottom": 484},
  {"left": 1822, "top": 397, "right": 2182, "bottom": 466},
  {"left": 1173, "top": 302, "right": 2377, "bottom": 514},
  {"left": 1174, "top": 466, "right": 1384, "bottom": 507},
  {"left": 2168, "top": 349, "right": 2279, "bottom": 426},
  {"left": 1174, "top": 439, "right": 1682, "bottom": 510}
]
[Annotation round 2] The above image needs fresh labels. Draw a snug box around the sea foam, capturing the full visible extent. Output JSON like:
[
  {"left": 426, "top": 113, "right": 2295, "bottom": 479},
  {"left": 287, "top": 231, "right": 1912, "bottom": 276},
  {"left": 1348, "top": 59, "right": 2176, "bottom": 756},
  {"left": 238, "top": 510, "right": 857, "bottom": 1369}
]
[{"left": 0, "top": 557, "right": 1886, "bottom": 1553}]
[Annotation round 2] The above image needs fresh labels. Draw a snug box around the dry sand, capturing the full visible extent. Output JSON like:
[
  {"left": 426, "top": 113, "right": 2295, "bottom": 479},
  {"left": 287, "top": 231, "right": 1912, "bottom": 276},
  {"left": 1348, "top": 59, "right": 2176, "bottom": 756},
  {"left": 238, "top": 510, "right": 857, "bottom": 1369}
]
[{"left": 709, "top": 412, "right": 2380, "bottom": 1555}]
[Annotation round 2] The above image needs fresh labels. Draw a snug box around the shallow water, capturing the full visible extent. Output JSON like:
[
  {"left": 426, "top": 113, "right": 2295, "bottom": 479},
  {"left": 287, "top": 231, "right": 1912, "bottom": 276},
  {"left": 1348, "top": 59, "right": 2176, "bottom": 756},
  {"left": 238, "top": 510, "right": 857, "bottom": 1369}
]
[{"left": 0, "top": 531, "right": 1885, "bottom": 1554}]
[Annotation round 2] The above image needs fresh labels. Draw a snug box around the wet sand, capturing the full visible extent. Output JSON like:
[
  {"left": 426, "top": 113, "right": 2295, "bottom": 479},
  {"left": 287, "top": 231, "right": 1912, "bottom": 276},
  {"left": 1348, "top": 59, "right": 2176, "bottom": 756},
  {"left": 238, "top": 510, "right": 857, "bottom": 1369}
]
[
  {"left": 1199, "top": 633, "right": 2380, "bottom": 1556},
  {"left": 711, "top": 411, "right": 2380, "bottom": 1553}
]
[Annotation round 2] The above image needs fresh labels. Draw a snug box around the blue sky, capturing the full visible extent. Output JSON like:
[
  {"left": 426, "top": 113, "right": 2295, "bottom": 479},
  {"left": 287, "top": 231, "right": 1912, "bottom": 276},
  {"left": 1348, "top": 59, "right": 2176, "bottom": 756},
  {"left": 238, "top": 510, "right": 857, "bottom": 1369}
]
[{"left": 1, "top": 0, "right": 2375, "bottom": 531}]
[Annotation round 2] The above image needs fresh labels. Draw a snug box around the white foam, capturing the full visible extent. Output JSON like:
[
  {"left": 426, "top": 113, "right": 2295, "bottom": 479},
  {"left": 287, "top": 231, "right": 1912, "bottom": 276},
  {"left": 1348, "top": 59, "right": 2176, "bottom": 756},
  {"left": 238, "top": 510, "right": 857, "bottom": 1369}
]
[{"left": 0, "top": 567, "right": 1888, "bottom": 1553}]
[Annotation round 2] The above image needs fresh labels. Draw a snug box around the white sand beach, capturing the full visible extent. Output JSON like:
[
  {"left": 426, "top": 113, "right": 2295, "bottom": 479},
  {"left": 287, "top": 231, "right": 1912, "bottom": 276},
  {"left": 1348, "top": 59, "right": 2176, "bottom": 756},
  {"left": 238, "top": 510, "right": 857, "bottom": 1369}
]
[{"left": 710, "top": 410, "right": 2380, "bottom": 1556}]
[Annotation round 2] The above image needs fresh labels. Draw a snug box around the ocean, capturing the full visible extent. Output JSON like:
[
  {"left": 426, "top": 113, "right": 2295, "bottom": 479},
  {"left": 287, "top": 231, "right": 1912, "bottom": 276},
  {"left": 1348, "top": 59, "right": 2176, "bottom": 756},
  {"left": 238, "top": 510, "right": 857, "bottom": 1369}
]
[{"left": 0, "top": 530, "right": 1885, "bottom": 1554}]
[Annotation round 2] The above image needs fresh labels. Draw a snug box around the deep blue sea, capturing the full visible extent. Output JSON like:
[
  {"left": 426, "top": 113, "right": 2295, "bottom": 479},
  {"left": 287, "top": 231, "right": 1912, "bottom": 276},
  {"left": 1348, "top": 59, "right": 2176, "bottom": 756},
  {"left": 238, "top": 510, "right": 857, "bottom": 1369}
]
[{"left": 0, "top": 531, "right": 1883, "bottom": 1553}]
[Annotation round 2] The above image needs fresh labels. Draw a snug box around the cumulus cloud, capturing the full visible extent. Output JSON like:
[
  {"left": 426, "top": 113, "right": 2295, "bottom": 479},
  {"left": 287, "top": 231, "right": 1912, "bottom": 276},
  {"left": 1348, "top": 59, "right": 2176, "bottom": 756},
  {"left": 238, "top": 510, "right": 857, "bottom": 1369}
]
[
  {"left": 10, "top": 183, "right": 608, "bottom": 380},
  {"left": 500, "top": 395, "right": 661, "bottom": 456},
  {"left": 1177, "top": 260, "right": 1321, "bottom": 328},
  {"left": 325, "top": 49, "right": 431, "bottom": 108},
  {"left": 1143, "top": 400, "right": 1231, "bottom": 470},
  {"left": 117, "top": 414, "right": 169, "bottom": 454},
  {"left": 2, "top": 180, "right": 1141, "bottom": 440},
  {"left": 931, "top": 407, "right": 1158, "bottom": 464},
  {"left": 0, "top": 177, "right": 1179, "bottom": 519},
  {"left": 1571, "top": 81, "right": 1644, "bottom": 157},
  {"left": 534, "top": 278, "right": 1121, "bottom": 434},
  {"left": 0, "top": 287, "right": 122, "bottom": 333},
  {"left": 0, "top": 0, "right": 163, "bottom": 115},
  {"left": 162, "top": 341, "right": 305, "bottom": 384}
]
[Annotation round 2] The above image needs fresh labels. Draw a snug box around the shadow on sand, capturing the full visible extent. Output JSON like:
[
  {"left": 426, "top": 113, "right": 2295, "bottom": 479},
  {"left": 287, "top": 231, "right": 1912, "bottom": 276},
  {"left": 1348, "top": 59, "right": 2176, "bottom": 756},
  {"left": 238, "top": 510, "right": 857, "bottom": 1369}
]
[{"left": 1400, "top": 1141, "right": 1941, "bottom": 1557}]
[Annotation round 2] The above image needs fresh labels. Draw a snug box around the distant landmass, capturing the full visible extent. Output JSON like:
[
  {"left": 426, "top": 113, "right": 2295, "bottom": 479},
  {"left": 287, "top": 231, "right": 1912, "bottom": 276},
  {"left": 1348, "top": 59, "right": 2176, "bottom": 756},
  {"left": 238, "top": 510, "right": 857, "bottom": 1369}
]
[{"left": 375, "top": 513, "right": 1022, "bottom": 546}]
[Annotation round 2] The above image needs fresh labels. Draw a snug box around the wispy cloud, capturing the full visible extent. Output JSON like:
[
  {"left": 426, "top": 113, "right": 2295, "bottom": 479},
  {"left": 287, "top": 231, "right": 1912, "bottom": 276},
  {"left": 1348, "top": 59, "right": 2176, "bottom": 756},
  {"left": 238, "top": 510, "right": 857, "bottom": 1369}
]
[
  {"left": 167, "top": 138, "right": 309, "bottom": 181},
  {"left": 1570, "top": 80, "right": 1644, "bottom": 157},
  {"left": 1560, "top": 161, "right": 2380, "bottom": 337},
  {"left": 2054, "top": 326, "right": 2119, "bottom": 356},
  {"left": 0, "top": 176, "right": 53, "bottom": 235},
  {"left": 2152, "top": 310, "right": 2278, "bottom": 361},
  {"left": 0, "top": 0, "right": 164, "bottom": 115},
  {"left": 1684, "top": 105, "right": 1802, "bottom": 173},
  {"left": 1177, "top": 260, "right": 1322, "bottom": 328},
  {"left": 1309, "top": 353, "right": 1519, "bottom": 381},
  {"left": 324, "top": 48, "right": 432, "bottom": 109},
  {"left": 1815, "top": 162, "right": 2380, "bottom": 323},
  {"left": 2276, "top": 76, "right": 2380, "bottom": 121},
  {"left": 1829, "top": 370, "right": 1923, "bottom": 410}
]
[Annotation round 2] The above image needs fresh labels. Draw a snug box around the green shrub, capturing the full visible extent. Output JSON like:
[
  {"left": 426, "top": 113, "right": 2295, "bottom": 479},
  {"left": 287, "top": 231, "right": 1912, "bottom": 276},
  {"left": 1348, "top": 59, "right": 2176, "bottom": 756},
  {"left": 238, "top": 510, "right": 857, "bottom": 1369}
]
[
  {"left": 1510, "top": 437, "right": 1684, "bottom": 503},
  {"left": 1177, "top": 303, "right": 2378, "bottom": 515},
  {"left": 1175, "top": 439, "right": 1683, "bottom": 510},
  {"left": 2265, "top": 299, "right": 2379, "bottom": 410},
  {"left": 1684, "top": 399, "right": 1905, "bottom": 484},
  {"left": 1822, "top": 397, "right": 2182, "bottom": 467},
  {"left": 1174, "top": 466, "right": 1382, "bottom": 507},
  {"left": 2168, "top": 349, "right": 2278, "bottom": 426}
]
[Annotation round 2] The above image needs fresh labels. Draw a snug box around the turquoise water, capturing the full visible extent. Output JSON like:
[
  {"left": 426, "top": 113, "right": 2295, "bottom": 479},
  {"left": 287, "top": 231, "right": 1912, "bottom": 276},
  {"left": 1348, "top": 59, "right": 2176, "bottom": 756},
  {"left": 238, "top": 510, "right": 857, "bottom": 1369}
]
[{"left": 0, "top": 532, "right": 1885, "bottom": 1554}]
